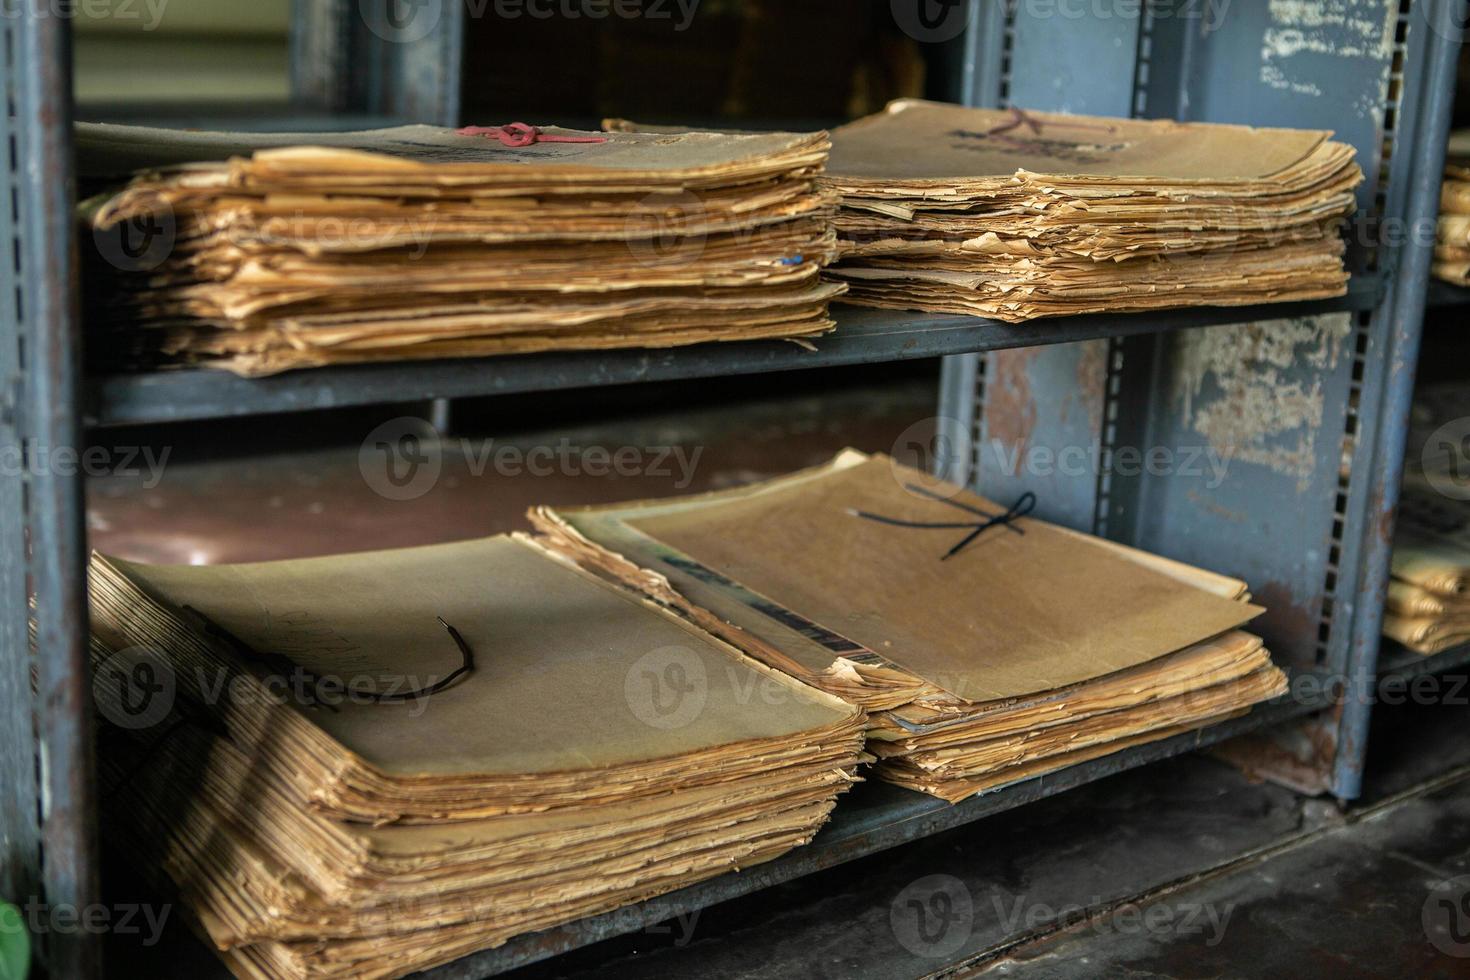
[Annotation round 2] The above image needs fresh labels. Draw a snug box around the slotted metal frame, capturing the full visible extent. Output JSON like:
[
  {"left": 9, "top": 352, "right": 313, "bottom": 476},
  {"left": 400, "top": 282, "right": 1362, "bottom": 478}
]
[
  {"left": 0, "top": 0, "right": 1464, "bottom": 976},
  {"left": 1, "top": 1, "right": 97, "bottom": 976}
]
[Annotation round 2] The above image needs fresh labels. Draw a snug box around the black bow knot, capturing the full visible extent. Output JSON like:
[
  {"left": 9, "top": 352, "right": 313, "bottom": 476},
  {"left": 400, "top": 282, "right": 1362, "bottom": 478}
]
[{"left": 850, "top": 485, "right": 1038, "bottom": 561}]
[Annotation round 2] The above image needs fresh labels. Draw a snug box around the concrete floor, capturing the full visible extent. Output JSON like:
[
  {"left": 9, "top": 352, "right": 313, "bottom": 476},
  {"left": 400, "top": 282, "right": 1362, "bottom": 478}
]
[
  {"left": 90, "top": 364, "right": 1470, "bottom": 979},
  {"left": 985, "top": 697, "right": 1470, "bottom": 980}
]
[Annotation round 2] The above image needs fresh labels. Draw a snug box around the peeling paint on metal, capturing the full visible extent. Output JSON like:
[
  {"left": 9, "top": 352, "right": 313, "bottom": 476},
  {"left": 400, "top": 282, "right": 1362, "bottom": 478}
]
[
  {"left": 1186, "top": 487, "right": 1247, "bottom": 524},
  {"left": 1170, "top": 315, "right": 1353, "bottom": 493},
  {"left": 1212, "top": 729, "right": 1334, "bottom": 795},
  {"left": 1069, "top": 339, "right": 1108, "bottom": 435},
  {"left": 985, "top": 348, "right": 1040, "bottom": 453},
  {"left": 1254, "top": 579, "right": 1324, "bottom": 668},
  {"left": 1260, "top": 0, "right": 1397, "bottom": 109}
]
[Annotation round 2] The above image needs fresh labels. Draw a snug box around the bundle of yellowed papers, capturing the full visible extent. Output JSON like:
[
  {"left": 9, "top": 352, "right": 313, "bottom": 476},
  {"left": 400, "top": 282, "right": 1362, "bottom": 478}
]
[
  {"left": 1434, "top": 131, "right": 1470, "bottom": 286},
  {"left": 820, "top": 99, "right": 1361, "bottom": 321},
  {"left": 1384, "top": 380, "right": 1470, "bottom": 654},
  {"left": 80, "top": 122, "right": 844, "bottom": 376},
  {"left": 532, "top": 450, "right": 1287, "bottom": 803},
  {"left": 1383, "top": 492, "right": 1470, "bottom": 654},
  {"left": 88, "top": 535, "right": 865, "bottom": 980}
]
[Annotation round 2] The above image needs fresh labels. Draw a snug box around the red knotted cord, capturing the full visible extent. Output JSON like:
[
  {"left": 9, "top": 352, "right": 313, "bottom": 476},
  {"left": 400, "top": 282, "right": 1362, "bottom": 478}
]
[
  {"left": 455, "top": 123, "right": 608, "bottom": 147},
  {"left": 976, "top": 107, "right": 1121, "bottom": 154},
  {"left": 983, "top": 107, "right": 1118, "bottom": 138}
]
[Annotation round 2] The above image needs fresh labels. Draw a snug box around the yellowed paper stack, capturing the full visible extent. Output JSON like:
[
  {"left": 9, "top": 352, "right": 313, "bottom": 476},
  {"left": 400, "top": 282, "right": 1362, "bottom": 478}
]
[
  {"left": 819, "top": 100, "right": 1361, "bottom": 321},
  {"left": 1434, "top": 131, "right": 1470, "bottom": 286},
  {"left": 1383, "top": 381, "right": 1470, "bottom": 653},
  {"left": 532, "top": 451, "right": 1288, "bottom": 803},
  {"left": 1383, "top": 491, "right": 1470, "bottom": 654},
  {"left": 88, "top": 535, "right": 865, "bottom": 979},
  {"left": 80, "top": 122, "right": 844, "bottom": 376}
]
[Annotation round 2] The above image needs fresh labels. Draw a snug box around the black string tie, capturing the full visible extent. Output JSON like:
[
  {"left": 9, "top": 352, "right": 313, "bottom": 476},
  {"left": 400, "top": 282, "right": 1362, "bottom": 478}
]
[
  {"left": 102, "top": 614, "right": 474, "bottom": 803},
  {"left": 181, "top": 605, "right": 475, "bottom": 708},
  {"left": 849, "top": 485, "right": 1038, "bottom": 561}
]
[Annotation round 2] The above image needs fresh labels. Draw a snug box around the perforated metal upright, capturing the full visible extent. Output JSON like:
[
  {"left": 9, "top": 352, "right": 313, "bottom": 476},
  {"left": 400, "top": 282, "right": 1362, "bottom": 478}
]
[
  {"left": 0, "top": 2, "right": 466, "bottom": 977},
  {"left": 1, "top": 3, "right": 96, "bottom": 977},
  {"left": 940, "top": 0, "right": 1465, "bottom": 798}
]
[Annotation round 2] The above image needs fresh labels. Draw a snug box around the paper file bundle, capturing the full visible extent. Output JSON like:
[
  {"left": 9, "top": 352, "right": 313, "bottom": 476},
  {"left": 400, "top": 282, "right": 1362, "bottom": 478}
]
[
  {"left": 1434, "top": 131, "right": 1470, "bottom": 286},
  {"left": 80, "top": 122, "right": 843, "bottom": 376},
  {"left": 1385, "top": 381, "right": 1470, "bottom": 654},
  {"left": 89, "top": 536, "right": 865, "bottom": 979},
  {"left": 533, "top": 451, "right": 1287, "bottom": 803},
  {"left": 821, "top": 100, "right": 1361, "bottom": 321},
  {"left": 88, "top": 455, "right": 1291, "bottom": 978}
]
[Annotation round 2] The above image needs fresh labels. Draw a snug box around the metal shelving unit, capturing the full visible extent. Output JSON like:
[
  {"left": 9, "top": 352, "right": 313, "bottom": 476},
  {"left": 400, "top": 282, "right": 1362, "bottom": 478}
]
[
  {"left": 0, "top": 1, "right": 1464, "bottom": 977},
  {"left": 89, "top": 289, "right": 1383, "bottom": 427}
]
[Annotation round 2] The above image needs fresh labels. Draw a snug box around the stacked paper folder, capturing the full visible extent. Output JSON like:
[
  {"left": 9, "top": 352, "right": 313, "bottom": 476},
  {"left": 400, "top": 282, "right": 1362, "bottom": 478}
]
[
  {"left": 1384, "top": 490, "right": 1470, "bottom": 654},
  {"left": 88, "top": 535, "right": 866, "bottom": 979},
  {"left": 533, "top": 450, "right": 1288, "bottom": 802},
  {"left": 1435, "top": 132, "right": 1470, "bottom": 286},
  {"left": 820, "top": 100, "right": 1362, "bottom": 321},
  {"left": 79, "top": 122, "right": 843, "bottom": 376},
  {"left": 1384, "top": 381, "right": 1470, "bottom": 654}
]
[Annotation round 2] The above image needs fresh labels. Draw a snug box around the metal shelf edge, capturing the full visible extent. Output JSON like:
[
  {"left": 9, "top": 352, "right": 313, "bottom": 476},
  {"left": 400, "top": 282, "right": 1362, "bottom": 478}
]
[
  {"left": 1427, "top": 280, "right": 1470, "bottom": 309},
  {"left": 88, "top": 285, "right": 1382, "bottom": 429},
  {"left": 1376, "top": 641, "right": 1470, "bottom": 681}
]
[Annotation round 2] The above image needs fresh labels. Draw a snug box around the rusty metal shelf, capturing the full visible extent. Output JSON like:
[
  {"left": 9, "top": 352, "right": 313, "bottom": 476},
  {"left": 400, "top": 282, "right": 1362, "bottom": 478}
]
[
  {"left": 1427, "top": 280, "right": 1470, "bottom": 309},
  {"left": 87, "top": 286, "right": 1382, "bottom": 429},
  {"left": 7, "top": 0, "right": 1463, "bottom": 976},
  {"left": 1376, "top": 641, "right": 1470, "bottom": 682}
]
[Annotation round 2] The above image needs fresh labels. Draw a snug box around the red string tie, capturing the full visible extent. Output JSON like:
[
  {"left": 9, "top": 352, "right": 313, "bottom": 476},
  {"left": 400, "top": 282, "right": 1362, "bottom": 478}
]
[
  {"left": 456, "top": 123, "right": 608, "bottom": 147},
  {"left": 984, "top": 107, "right": 1119, "bottom": 138}
]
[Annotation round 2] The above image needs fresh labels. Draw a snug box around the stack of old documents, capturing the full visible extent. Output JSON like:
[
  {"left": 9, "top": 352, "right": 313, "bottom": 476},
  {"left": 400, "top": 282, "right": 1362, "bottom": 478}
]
[
  {"left": 1435, "top": 134, "right": 1470, "bottom": 286},
  {"left": 88, "top": 535, "right": 865, "bottom": 979},
  {"left": 79, "top": 122, "right": 843, "bottom": 376},
  {"left": 1383, "top": 490, "right": 1470, "bottom": 654},
  {"left": 820, "top": 99, "right": 1361, "bottom": 321},
  {"left": 533, "top": 450, "right": 1288, "bottom": 802},
  {"left": 1384, "top": 381, "right": 1470, "bottom": 654}
]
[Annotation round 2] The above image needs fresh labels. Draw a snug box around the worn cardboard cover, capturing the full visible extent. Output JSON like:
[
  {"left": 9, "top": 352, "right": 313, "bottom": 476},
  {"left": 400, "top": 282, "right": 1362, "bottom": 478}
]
[
  {"left": 828, "top": 99, "right": 1330, "bottom": 183},
  {"left": 100, "top": 535, "right": 851, "bottom": 778},
  {"left": 581, "top": 453, "right": 1261, "bottom": 702},
  {"left": 812, "top": 100, "right": 1359, "bottom": 322},
  {"left": 77, "top": 121, "right": 827, "bottom": 180},
  {"left": 82, "top": 122, "right": 843, "bottom": 375},
  {"left": 532, "top": 451, "right": 1284, "bottom": 805}
]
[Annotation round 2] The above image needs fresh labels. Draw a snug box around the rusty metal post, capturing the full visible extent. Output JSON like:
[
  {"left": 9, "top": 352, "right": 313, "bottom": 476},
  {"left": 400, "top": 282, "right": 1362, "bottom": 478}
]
[
  {"left": 4, "top": 1, "right": 99, "bottom": 976},
  {"left": 1331, "top": 0, "right": 1465, "bottom": 799}
]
